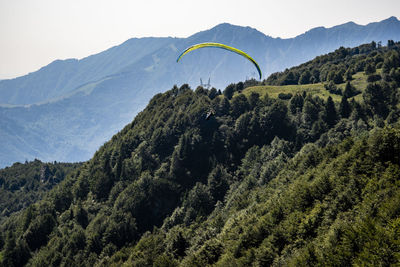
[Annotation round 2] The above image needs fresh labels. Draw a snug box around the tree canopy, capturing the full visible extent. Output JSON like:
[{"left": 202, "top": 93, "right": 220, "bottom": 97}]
[{"left": 1, "top": 40, "right": 400, "bottom": 266}]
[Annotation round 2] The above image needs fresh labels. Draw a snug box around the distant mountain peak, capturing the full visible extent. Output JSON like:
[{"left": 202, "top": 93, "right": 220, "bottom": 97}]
[
  {"left": 213, "top": 22, "right": 234, "bottom": 28},
  {"left": 188, "top": 22, "right": 269, "bottom": 43},
  {"left": 209, "top": 22, "right": 261, "bottom": 33},
  {"left": 366, "top": 16, "right": 399, "bottom": 26},
  {"left": 212, "top": 22, "right": 243, "bottom": 29},
  {"left": 343, "top": 21, "right": 357, "bottom": 26},
  {"left": 385, "top": 16, "right": 398, "bottom": 22}
]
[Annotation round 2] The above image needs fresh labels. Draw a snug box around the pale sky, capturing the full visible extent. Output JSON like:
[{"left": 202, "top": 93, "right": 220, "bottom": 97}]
[{"left": 0, "top": 0, "right": 399, "bottom": 79}]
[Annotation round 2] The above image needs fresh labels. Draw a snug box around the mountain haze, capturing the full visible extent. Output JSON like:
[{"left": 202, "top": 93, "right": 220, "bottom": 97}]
[
  {"left": 0, "top": 17, "right": 400, "bottom": 167},
  {"left": 0, "top": 37, "right": 176, "bottom": 105}
]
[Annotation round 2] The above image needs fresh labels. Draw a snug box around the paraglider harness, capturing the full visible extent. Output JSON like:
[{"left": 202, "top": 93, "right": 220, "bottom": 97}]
[{"left": 205, "top": 109, "right": 215, "bottom": 120}]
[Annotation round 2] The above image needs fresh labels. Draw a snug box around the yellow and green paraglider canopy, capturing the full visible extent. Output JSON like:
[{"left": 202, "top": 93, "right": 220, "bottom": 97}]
[{"left": 176, "top": 42, "right": 262, "bottom": 80}]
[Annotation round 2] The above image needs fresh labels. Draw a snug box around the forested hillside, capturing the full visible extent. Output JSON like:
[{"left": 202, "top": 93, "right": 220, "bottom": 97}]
[
  {"left": 0, "top": 41, "right": 400, "bottom": 266},
  {"left": 0, "top": 160, "right": 81, "bottom": 223},
  {"left": 1, "top": 17, "right": 400, "bottom": 168},
  {"left": 265, "top": 40, "right": 399, "bottom": 88}
]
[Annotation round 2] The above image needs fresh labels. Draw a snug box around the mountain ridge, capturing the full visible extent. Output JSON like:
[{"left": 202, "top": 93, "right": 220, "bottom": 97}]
[
  {"left": 0, "top": 16, "right": 400, "bottom": 167},
  {"left": 1, "top": 40, "right": 400, "bottom": 266},
  {"left": 2, "top": 17, "right": 399, "bottom": 105}
]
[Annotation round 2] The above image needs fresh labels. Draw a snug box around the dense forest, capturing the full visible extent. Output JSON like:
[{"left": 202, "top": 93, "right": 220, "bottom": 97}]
[
  {"left": 0, "top": 160, "right": 81, "bottom": 223},
  {"left": 0, "top": 40, "right": 400, "bottom": 266}
]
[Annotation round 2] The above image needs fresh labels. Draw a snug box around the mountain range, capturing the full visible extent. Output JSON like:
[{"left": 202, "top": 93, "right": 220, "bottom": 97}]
[
  {"left": 1, "top": 16, "right": 400, "bottom": 167},
  {"left": 1, "top": 39, "right": 400, "bottom": 265}
]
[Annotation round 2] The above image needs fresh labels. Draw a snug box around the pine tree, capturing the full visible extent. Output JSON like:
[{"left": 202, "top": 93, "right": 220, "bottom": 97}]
[
  {"left": 343, "top": 82, "right": 359, "bottom": 98},
  {"left": 339, "top": 96, "right": 351, "bottom": 119},
  {"left": 345, "top": 69, "right": 353, "bottom": 81},
  {"left": 324, "top": 96, "right": 337, "bottom": 127}
]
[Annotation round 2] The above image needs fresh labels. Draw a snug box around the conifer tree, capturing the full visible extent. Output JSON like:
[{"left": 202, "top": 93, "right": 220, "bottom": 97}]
[
  {"left": 339, "top": 96, "right": 351, "bottom": 118},
  {"left": 325, "top": 96, "right": 337, "bottom": 127}
]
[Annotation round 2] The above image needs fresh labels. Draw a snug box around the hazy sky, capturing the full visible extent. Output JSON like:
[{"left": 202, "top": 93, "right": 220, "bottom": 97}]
[{"left": 0, "top": 0, "right": 399, "bottom": 79}]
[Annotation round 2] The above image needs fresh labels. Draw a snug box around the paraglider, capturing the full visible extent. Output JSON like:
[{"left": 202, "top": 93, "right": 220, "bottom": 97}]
[
  {"left": 176, "top": 42, "right": 262, "bottom": 80},
  {"left": 205, "top": 109, "right": 215, "bottom": 120}
]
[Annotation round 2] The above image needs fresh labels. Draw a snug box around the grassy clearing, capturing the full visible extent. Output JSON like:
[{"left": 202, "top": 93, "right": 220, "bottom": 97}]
[
  {"left": 242, "top": 83, "right": 338, "bottom": 100},
  {"left": 241, "top": 70, "right": 373, "bottom": 103}
]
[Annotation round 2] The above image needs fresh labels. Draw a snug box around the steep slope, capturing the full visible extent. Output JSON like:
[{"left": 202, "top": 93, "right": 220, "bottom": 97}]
[
  {"left": 279, "top": 16, "right": 400, "bottom": 69},
  {"left": 1, "top": 17, "right": 400, "bottom": 168},
  {"left": 0, "top": 41, "right": 399, "bottom": 266},
  {"left": 1, "top": 17, "right": 400, "bottom": 107},
  {"left": 0, "top": 160, "right": 81, "bottom": 224},
  {"left": 0, "top": 75, "right": 149, "bottom": 166},
  {"left": 0, "top": 37, "right": 177, "bottom": 105},
  {"left": 121, "top": 127, "right": 400, "bottom": 267}
]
